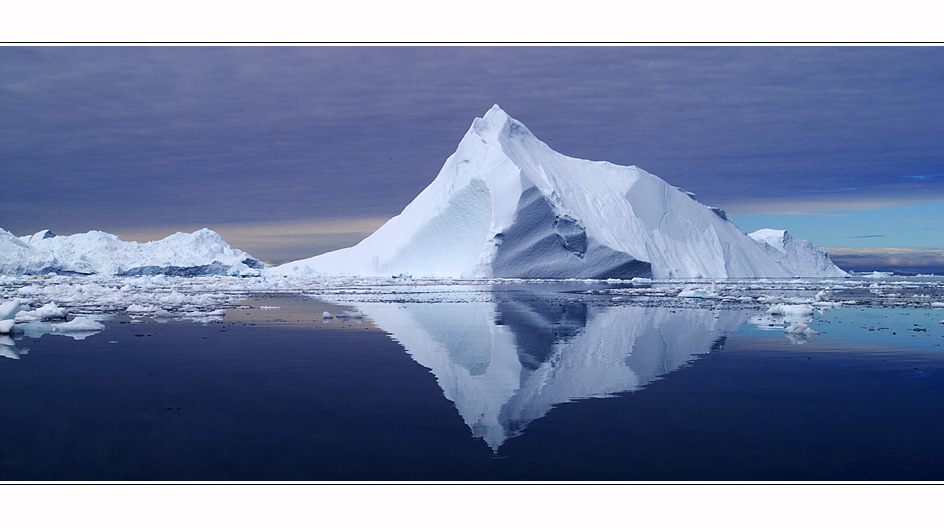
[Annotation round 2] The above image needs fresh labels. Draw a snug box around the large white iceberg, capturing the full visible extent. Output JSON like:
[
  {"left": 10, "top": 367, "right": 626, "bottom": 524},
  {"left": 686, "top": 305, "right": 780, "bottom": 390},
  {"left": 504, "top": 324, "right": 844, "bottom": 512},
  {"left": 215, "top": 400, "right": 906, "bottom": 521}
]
[
  {"left": 274, "top": 105, "right": 847, "bottom": 279},
  {"left": 1, "top": 227, "right": 266, "bottom": 277}
]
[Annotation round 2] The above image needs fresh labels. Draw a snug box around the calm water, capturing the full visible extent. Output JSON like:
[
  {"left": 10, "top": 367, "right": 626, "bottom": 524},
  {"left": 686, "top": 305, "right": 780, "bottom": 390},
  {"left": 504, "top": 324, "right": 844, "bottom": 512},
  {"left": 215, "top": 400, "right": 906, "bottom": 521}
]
[{"left": 1, "top": 291, "right": 943, "bottom": 481}]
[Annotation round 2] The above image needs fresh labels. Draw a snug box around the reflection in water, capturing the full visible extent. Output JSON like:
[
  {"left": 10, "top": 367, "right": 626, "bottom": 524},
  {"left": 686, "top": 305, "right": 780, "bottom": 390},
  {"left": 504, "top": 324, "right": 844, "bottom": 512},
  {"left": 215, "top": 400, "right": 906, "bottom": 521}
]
[
  {"left": 0, "top": 321, "right": 104, "bottom": 361},
  {"left": 0, "top": 335, "right": 27, "bottom": 360},
  {"left": 353, "top": 295, "right": 749, "bottom": 451},
  {"left": 17, "top": 321, "right": 104, "bottom": 341}
]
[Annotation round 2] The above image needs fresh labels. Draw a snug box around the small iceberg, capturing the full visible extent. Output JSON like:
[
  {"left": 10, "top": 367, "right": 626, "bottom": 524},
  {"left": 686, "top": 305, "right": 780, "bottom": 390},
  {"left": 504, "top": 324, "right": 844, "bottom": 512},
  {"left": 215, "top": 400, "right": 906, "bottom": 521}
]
[
  {"left": 678, "top": 288, "right": 717, "bottom": 299},
  {"left": 52, "top": 317, "right": 105, "bottom": 333}
]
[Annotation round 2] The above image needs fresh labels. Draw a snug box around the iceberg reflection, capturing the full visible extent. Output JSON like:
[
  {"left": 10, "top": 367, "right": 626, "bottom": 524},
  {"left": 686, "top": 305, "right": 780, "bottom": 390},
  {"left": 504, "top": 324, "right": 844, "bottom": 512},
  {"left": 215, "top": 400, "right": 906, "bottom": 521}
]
[
  {"left": 0, "top": 335, "right": 27, "bottom": 360},
  {"left": 353, "top": 294, "right": 749, "bottom": 451}
]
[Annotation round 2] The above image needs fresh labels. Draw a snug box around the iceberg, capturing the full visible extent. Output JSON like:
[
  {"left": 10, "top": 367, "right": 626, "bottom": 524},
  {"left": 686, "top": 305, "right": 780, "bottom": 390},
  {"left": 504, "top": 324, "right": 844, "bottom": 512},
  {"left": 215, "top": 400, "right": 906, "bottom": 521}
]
[
  {"left": 748, "top": 229, "right": 846, "bottom": 278},
  {"left": 0, "top": 230, "right": 61, "bottom": 276},
  {"left": 275, "top": 105, "right": 847, "bottom": 279},
  {"left": 1, "top": 227, "right": 267, "bottom": 277}
]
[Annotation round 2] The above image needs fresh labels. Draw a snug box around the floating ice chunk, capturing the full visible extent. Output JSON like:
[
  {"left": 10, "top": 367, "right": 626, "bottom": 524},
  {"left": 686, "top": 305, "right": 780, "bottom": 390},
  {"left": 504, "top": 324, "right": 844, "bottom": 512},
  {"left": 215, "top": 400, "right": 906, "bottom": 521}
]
[
  {"left": 784, "top": 322, "right": 819, "bottom": 335},
  {"left": 259, "top": 306, "right": 281, "bottom": 310},
  {"left": 630, "top": 277, "right": 652, "bottom": 285},
  {"left": 18, "top": 301, "right": 68, "bottom": 321},
  {"left": 814, "top": 289, "right": 829, "bottom": 302},
  {"left": 678, "top": 288, "right": 717, "bottom": 299},
  {"left": 322, "top": 311, "right": 334, "bottom": 320},
  {"left": 52, "top": 317, "right": 105, "bottom": 332},
  {"left": 0, "top": 300, "right": 21, "bottom": 320},
  {"left": 931, "top": 302, "right": 944, "bottom": 308},
  {"left": 0, "top": 319, "right": 16, "bottom": 334},
  {"left": 127, "top": 304, "right": 158, "bottom": 313}
]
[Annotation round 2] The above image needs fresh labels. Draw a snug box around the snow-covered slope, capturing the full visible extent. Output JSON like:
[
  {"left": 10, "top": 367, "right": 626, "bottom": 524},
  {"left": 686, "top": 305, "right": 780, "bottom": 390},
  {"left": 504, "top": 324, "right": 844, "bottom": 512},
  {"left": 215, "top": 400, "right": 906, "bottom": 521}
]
[
  {"left": 749, "top": 229, "right": 847, "bottom": 278},
  {"left": 1, "top": 227, "right": 266, "bottom": 276},
  {"left": 275, "top": 105, "right": 846, "bottom": 279}
]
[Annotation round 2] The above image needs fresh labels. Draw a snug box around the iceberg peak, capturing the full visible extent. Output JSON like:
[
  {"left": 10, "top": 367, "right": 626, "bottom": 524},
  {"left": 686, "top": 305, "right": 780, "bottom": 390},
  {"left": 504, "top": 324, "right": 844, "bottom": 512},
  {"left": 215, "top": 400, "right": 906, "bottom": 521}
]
[{"left": 470, "top": 104, "right": 535, "bottom": 147}]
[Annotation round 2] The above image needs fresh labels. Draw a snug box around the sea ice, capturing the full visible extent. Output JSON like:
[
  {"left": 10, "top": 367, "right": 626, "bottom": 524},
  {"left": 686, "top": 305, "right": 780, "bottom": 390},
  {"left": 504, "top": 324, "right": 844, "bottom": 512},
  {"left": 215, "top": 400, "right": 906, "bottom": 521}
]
[
  {"left": 16, "top": 301, "right": 68, "bottom": 321},
  {"left": 0, "top": 319, "right": 16, "bottom": 334},
  {"left": 52, "top": 317, "right": 105, "bottom": 332},
  {"left": 0, "top": 300, "right": 21, "bottom": 320},
  {"left": 678, "top": 287, "right": 717, "bottom": 299}
]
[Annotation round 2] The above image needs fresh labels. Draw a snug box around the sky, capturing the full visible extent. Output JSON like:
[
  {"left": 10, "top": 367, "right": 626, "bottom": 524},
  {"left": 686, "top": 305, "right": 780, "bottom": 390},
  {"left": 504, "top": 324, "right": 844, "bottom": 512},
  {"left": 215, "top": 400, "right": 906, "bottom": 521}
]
[{"left": 1, "top": 46, "right": 942, "bottom": 272}]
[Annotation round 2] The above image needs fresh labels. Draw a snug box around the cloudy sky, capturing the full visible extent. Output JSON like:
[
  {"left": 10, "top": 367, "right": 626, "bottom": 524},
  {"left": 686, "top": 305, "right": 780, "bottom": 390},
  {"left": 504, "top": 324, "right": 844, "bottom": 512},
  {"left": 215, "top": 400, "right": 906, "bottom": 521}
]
[{"left": 2, "top": 46, "right": 942, "bottom": 272}]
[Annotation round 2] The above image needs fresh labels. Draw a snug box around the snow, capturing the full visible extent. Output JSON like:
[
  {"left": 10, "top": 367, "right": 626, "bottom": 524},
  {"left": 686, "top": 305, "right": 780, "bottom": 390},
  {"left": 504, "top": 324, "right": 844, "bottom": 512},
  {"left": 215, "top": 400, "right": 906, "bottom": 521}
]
[
  {"left": 0, "top": 319, "right": 15, "bottom": 334},
  {"left": 273, "top": 106, "right": 847, "bottom": 280},
  {"left": 1, "top": 227, "right": 266, "bottom": 277}
]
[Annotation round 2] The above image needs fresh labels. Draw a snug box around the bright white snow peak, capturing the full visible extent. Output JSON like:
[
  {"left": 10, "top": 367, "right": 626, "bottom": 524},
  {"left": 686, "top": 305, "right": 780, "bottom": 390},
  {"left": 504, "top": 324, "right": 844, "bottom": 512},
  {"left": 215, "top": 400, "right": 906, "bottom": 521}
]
[{"left": 275, "top": 105, "right": 848, "bottom": 279}]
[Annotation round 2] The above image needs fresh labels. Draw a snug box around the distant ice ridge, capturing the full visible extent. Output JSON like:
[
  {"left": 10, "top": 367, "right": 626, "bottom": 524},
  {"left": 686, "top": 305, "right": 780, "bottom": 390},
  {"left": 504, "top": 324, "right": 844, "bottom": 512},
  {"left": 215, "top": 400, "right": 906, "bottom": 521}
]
[
  {"left": 0, "top": 227, "right": 266, "bottom": 277},
  {"left": 748, "top": 229, "right": 846, "bottom": 278},
  {"left": 273, "top": 105, "right": 848, "bottom": 279}
]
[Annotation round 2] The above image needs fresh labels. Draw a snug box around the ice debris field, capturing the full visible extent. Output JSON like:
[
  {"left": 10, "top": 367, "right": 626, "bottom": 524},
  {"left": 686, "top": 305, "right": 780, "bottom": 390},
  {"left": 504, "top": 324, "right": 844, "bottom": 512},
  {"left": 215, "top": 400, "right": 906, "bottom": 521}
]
[{"left": 1, "top": 273, "right": 943, "bottom": 342}]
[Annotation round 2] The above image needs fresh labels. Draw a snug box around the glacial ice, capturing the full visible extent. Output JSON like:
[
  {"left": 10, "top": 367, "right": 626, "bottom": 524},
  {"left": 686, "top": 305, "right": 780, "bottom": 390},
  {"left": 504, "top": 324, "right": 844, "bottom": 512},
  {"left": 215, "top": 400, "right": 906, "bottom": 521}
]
[
  {"left": 273, "top": 106, "right": 847, "bottom": 280},
  {"left": 1, "top": 227, "right": 266, "bottom": 277}
]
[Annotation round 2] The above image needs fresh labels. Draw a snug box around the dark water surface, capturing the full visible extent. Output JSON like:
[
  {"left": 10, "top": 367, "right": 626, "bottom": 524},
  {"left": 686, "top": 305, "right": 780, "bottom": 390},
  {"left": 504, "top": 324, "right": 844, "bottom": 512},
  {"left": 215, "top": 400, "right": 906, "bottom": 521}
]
[{"left": 1, "top": 294, "right": 943, "bottom": 481}]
